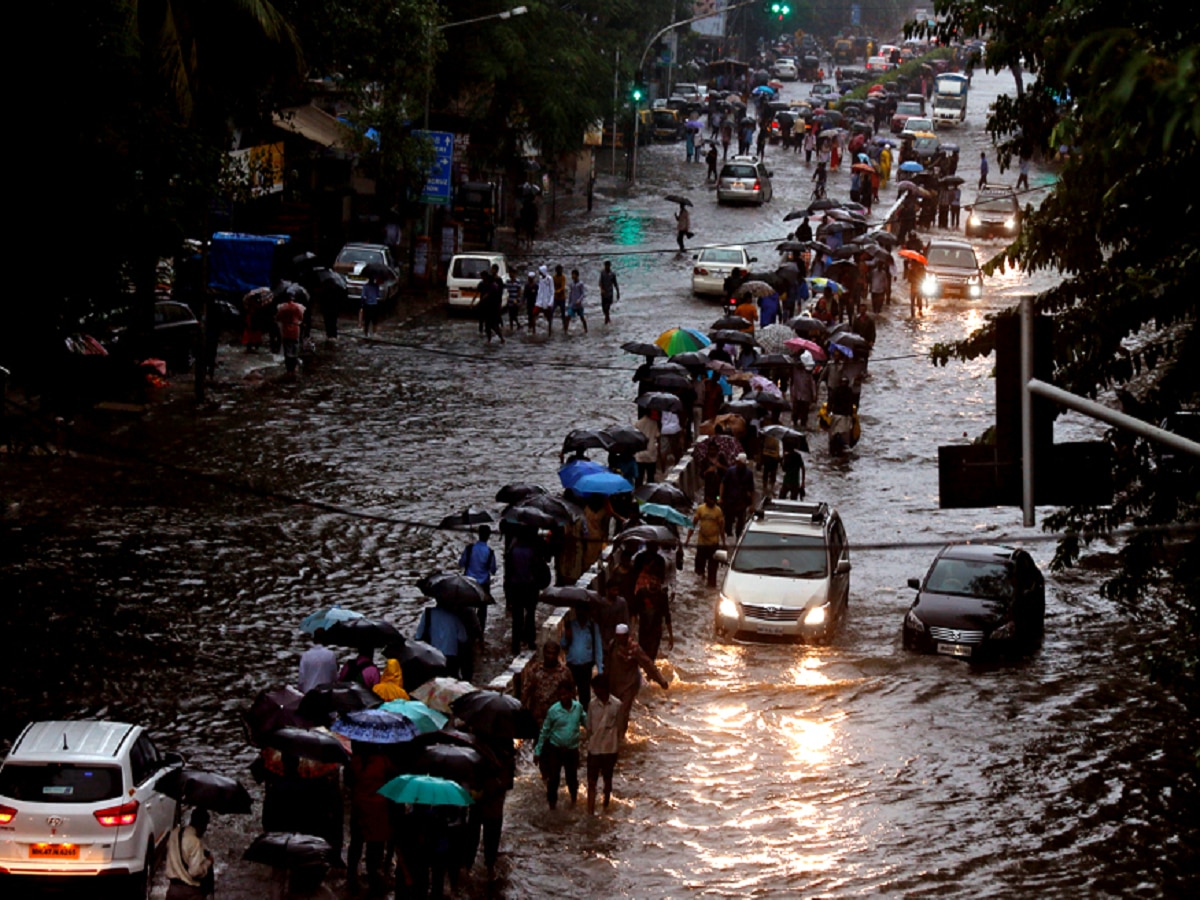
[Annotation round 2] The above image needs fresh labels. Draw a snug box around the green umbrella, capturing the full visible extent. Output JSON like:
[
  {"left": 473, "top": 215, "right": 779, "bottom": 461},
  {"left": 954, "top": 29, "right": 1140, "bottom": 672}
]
[
  {"left": 378, "top": 774, "right": 473, "bottom": 807},
  {"left": 378, "top": 699, "right": 448, "bottom": 734}
]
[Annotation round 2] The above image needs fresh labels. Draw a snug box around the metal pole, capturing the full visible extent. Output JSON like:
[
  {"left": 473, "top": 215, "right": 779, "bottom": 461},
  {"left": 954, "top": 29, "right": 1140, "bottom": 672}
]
[
  {"left": 1028, "top": 379, "right": 1200, "bottom": 459},
  {"left": 612, "top": 47, "right": 620, "bottom": 176},
  {"left": 1020, "top": 296, "right": 1035, "bottom": 526}
]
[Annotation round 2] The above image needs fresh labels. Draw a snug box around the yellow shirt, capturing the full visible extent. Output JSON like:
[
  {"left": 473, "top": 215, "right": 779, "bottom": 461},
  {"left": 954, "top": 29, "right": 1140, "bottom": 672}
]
[{"left": 693, "top": 503, "right": 725, "bottom": 546}]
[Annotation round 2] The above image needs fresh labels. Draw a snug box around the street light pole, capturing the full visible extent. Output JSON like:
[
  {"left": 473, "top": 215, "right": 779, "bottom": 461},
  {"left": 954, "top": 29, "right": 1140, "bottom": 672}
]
[{"left": 630, "top": 0, "right": 760, "bottom": 183}]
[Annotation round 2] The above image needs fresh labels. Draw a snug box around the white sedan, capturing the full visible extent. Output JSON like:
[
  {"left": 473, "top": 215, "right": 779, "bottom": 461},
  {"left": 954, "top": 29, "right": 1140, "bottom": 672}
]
[{"left": 691, "top": 246, "right": 757, "bottom": 297}]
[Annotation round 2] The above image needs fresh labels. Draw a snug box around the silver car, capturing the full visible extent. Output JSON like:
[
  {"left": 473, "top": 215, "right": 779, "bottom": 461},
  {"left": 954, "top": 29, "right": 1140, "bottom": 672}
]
[
  {"left": 714, "top": 500, "right": 851, "bottom": 642},
  {"left": 691, "top": 245, "right": 756, "bottom": 297},
  {"left": 716, "top": 157, "right": 774, "bottom": 205}
]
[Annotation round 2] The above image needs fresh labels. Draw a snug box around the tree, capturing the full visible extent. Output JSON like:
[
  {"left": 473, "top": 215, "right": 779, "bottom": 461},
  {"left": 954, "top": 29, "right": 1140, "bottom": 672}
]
[{"left": 920, "top": 1, "right": 1199, "bottom": 702}]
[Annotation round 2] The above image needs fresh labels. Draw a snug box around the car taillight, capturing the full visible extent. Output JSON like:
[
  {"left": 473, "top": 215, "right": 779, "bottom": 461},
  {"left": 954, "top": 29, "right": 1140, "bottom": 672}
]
[
  {"left": 753, "top": 181, "right": 761, "bottom": 191},
  {"left": 94, "top": 800, "right": 138, "bottom": 827},
  {"left": 695, "top": 267, "right": 708, "bottom": 276},
  {"left": 0, "top": 804, "right": 16, "bottom": 824}
]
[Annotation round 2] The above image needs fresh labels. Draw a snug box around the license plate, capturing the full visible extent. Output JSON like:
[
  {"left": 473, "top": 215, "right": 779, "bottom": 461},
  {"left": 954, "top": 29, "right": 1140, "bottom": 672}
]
[
  {"left": 756, "top": 623, "right": 784, "bottom": 635},
  {"left": 733, "top": 182, "right": 745, "bottom": 189},
  {"left": 30, "top": 843, "right": 80, "bottom": 860},
  {"left": 937, "top": 642, "right": 972, "bottom": 658}
]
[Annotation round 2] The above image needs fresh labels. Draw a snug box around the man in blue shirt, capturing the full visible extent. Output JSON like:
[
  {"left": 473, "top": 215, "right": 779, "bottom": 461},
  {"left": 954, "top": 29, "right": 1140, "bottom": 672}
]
[
  {"left": 415, "top": 603, "right": 477, "bottom": 681},
  {"left": 561, "top": 605, "right": 604, "bottom": 711},
  {"left": 360, "top": 276, "right": 382, "bottom": 337},
  {"left": 460, "top": 525, "right": 497, "bottom": 633}
]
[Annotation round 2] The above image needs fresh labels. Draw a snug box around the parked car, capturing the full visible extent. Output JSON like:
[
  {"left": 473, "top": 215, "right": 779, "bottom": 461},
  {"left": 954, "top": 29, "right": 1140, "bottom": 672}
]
[
  {"left": 920, "top": 238, "right": 984, "bottom": 300},
  {"left": 714, "top": 499, "right": 851, "bottom": 643},
  {"left": 333, "top": 243, "right": 399, "bottom": 307},
  {"left": 901, "top": 116, "right": 935, "bottom": 136},
  {"left": 966, "top": 185, "right": 1022, "bottom": 238},
  {"left": 446, "top": 252, "right": 509, "bottom": 312},
  {"left": 902, "top": 543, "right": 1046, "bottom": 659},
  {"left": 0, "top": 720, "right": 183, "bottom": 892},
  {"left": 691, "top": 245, "right": 757, "bottom": 297},
  {"left": 716, "top": 156, "right": 774, "bottom": 205},
  {"left": 106, "top": 300, "right": 200, "bottom": 374},
  {"left": 772, "top": 58, "right": 798, "bottom": 80},
  {"left": 673, "top": 82, "right": 704, "bottom": 104}
]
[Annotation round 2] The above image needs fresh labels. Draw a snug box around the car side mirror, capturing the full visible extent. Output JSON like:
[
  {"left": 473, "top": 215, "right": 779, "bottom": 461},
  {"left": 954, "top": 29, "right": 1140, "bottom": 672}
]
[
  {"left": 767, "top": 171, "right": 774, "bottom": 178},
  {"left": 836, "top": 559, "right": 851, "bottom": 575},
  {"left": 161, "top": 751, "right": 185, "bottom": 769},
  {"left": 714, "top": 550, "right": 729, "bottom": 565},
  {"left": 750, "top": 256, "right": 758, "bottom": 263},
  {"left": 907, "top": 577, "right": 920, "bottom": 589}
]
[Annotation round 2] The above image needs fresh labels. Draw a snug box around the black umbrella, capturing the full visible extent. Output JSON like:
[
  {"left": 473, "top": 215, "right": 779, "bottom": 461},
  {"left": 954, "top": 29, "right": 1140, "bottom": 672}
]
[
  {"left": 751, "top": 391, "right": 792, "bottom": 411},
  {"left": 261, "top": 727, "right": 352, "bottom": 764},
  {"left": 866, "top": 230, "right": 899, "bottom": 249},
  {"left": 417, "top": 572, "right": 488, "bottom": 609},
  {"left": 776, "top": 263, "right": 802, "bottom": 285},
  {"left": 243, "top": 686, "right": 312, "bottom": 745},
  {"left": 600, "top": 424, "right": 649, "bottom": 454},
  {"left": 157, "top": 768, "right": 253, "bottom": 814},
  {"left": 939, "top": 175, "right": 966, "bottom": 187},
  {"left": 298, "top": 682, "right": 382, "bottom": 722},
  {"left": 495, "top": 482, "right": 547, "bottom": 504},
  {"left": 438, "top": 507, "right": 494, "bottom": 530},
  {"left": 506, "top": 493, "right": 581, "bottom": 525},
  {"left": 743, "top": 271, "right": 788, "bottom": 291},
  {"left": 538, "top": 585, "right": 601, "bottom": 610},
  {"left": 828, "top": 331, "right": 869, "bottom": 350},
  {"left": 667, "top": 351, "right": 712, "bottom": 373},
  {"left": 783, "top": 209, "right": 813, "bottom": 221},
  {"left": 291, "top": 251, "right": 318, "bottom": 270},
  {"left": 500, "top": 505, "right": 560, "bottom": 531},
  {"left": 710, "top": 329, "right": 758, "bottom": 347},
  {"left": 721, "top": 399, "right": 761, "bottom": 418},
  {"left": 805, "top": 241, "right": 836, "bottom": 256},
  {"left": 641, "top": 372, "right": 694, "bottom": 393},
  {"left": 634, "top": 482, "right": 692, "bottom": 511},
  {"left": 776, "top": 241, "right": 807, "bottom": 252},
  {"left": 362, "top": 261, "right": 394, "bottom": 280},
  {"left": 384, "top": 639, "right": 449, "bottom": 691},
  {"left": 244, "top": 833, "right": 333, "bottom": 869},
  {"left": 322, "top": 617, "right": 403, "bottom": 648},
  {"left": 761, "top": 424, "right": 811, "bottom": 452},
  {"left": 621, "top": 341, "right": 666, "bottom": 359},
  {"left": 562, "top": 428, "right": 613, "bottom": 454},
  {"left": 636, "top": 392, "right": 684, "bottom": 415},
  {"left": 711, "top": 315, "right": 755, "bottom": 330},
  {"left": 756, "top": 353, "right": 798, "bottom": 369},
  {"left": 411, "top": 744, "right": 490, "bottom": 791},
  {"left": 664, "top": 194, "right": 694, "bottom": 207},
  {"left": 809, "top": 198, "right": 842, "bottom": 212},
  {"left": 789, "top": 316, "right": 829, "bottom": 339},
  {"left": 452, "top": 690, "right": 532, "bottom": 740},
  {"left": 633, "top": 361, "right": 690, "bottom": 382}
]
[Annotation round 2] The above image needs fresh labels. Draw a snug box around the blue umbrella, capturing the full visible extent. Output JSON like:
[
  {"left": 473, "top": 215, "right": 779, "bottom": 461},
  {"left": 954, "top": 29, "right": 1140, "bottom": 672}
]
[
  {"left": 378, "top": 774, "right": 473, "bottom": 807},
  {"left": 638, "top": 502, "right": 692, "bottom": 528},
  {"left": 571, "top": 472, "right": 635, "bottom": 496},
  {"left": 299, "top": 605, "right": 363, "bottom": 634},
  {"left": 558, "top": 459, "right": 607, "bottom": 489},
  {"left": 898, "top": 160, "right": 925, "bottom": 173},
  {"left": 331, "top": 709, "right": 420, "bottom": 744},
  {"left": 828, "top": 342, "right": 855, "bottom": 359},
  {"left": 752, "top": 85, "right": 776, "bottom": 96}
]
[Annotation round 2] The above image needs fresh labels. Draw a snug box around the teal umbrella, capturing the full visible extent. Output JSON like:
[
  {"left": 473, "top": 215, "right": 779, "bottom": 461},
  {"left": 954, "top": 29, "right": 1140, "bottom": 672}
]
[
  {"left": 638, "top": 502, "right": 692, "bottom": 528},
  {"left": 378, "top": 774, "right": 473, "bottom": 807},
  {"left": 378, "top": 699, "right": 448, "bottom": 734},
  {"left": 299, "top": 605, "right": 363, "bottom": 634}
]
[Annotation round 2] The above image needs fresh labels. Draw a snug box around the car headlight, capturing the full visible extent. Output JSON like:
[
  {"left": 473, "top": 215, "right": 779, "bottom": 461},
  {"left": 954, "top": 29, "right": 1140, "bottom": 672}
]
[
  {"left": 803, "top": 605, "right": 828, "bottom": 626},
  {"left": 921, "top": 274, "right": 939, "bottom": 297},
  {"left": 1003, "top": 217, "right": 1016, "bottom": 230},
  {"left": 968, "top": 281, "right": 983, "bottom": 299},
  {"left": 968, "top": 214, "right": 981, "bottom": 227},
  {"left": 718, "top": 595, "right": 740, "bottom": 618},
  {"left": 990, "top": 620, "right": 1016, "bottom": 640},
  {"left": 904, "top": 609, "right": 925, "bottom": 633}
]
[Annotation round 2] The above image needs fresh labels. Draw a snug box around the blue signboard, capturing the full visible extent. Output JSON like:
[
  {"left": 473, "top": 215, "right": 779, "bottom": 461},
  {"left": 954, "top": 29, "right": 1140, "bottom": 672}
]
[
  {"left": 851, "top": 3, "right": 861, "bottom": 25},
  {"left": 417, "top": 130, "right": 455, "bottom": 205}
]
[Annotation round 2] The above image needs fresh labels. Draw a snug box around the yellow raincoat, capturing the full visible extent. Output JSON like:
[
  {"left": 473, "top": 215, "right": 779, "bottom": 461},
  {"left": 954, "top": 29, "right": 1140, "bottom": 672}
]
[{"left": 372, "top": 659, "right": 409, "bottom": 701}]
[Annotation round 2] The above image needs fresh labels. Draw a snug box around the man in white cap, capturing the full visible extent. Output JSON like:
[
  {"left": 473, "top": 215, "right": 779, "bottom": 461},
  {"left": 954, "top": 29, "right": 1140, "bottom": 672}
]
[
  {"left": 535, "top": 265, "right": 555, "bottom": 332},
  {"left": 606, "top": 622, "right": 669, "bottom": 738}
]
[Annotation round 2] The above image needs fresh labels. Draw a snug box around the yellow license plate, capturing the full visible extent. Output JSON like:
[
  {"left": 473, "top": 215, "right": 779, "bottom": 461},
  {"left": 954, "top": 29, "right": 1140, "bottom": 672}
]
[{"left": 30, "top": 843, "right": 80, "bottom": 859}]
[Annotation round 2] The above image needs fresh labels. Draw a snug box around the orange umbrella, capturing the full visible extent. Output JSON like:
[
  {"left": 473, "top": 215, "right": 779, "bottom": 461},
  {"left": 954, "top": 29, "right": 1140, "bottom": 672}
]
[{"left": 898, "top": 249, "right": 927, "bottom": 266}]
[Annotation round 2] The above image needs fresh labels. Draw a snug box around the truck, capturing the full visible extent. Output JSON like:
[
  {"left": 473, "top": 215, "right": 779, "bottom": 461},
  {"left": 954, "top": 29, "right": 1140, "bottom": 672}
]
[{"left": 932, "top": 72, "right": 969, "bottom": 126}]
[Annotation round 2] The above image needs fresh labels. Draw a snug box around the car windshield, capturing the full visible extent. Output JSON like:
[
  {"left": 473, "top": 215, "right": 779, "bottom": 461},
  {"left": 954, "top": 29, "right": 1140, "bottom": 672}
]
[
  {"left": 699, "top": 249, "right": 745, "bottom": 265},
  {"left": 913, "top": 137, "right": 939, "bottom": 151},
  {"left": 896, "top": 102, "right": 923, "bottom": 115},
  {"left": 927, "top": 245, "right": 979, "bottom": 269},
  {"left": 926, "top": 558, "right": 1014, "bottom": 599},
  {"left": 335, "top": 247, "right": 385, "bottom": 266},
  {"left": 452, "top": 258, "right": 493, "bottom": 279},
  {"left": 721, "top": 165, "right": 758, "bottom": 179},
  {"left": 0, "top": 763, "right": 123, "bottom": 803},
  {"left": 976, "top": 197, "right": 1016, "bottom": 214},
  {"left": 731, "top": 531, "right": 828, "bottom": 578}
]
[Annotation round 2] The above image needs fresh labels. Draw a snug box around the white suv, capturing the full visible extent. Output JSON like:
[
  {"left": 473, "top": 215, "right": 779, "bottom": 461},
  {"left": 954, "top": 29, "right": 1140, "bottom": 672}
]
[
  {"left": 715, "top": 500, "right": 851, "bottom": 642},
  {"left": 0, "top": 721, "right": 182, "bottom": 893}
]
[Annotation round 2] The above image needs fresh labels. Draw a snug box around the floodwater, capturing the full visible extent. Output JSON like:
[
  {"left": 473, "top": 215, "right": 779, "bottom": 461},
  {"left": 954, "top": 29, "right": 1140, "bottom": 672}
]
[{"left": 1, "top": 69, "right": 1196, "bottom": 898}]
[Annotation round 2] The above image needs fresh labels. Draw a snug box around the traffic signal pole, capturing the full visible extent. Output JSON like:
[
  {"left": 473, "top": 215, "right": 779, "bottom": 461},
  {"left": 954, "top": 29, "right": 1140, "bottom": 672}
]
[{"left": 630, "top": 0, "right": 764, "bottom": 182}]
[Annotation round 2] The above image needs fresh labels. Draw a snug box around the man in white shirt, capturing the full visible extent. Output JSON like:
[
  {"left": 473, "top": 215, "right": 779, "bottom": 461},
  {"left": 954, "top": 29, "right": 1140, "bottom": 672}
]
[{"left": 586, "top": 673, "right": 624, "bottom": 815}]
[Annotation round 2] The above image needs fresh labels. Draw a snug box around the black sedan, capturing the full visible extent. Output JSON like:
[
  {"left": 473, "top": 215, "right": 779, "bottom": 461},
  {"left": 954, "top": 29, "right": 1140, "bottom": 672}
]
[{"left": 902, "top": 544, "right": 1045, "bottom": 660}]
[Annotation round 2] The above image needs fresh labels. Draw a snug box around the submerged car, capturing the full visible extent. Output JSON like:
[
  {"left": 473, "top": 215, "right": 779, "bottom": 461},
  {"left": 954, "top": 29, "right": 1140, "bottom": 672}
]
[
  {"left": 920, "top": 238, "right": 984, "bottom": 300},
  {"left": 691, "top": 245, "right": 757, "bottom": 297},
  {"left": 714, "top": 499, "right": 850, "bottom": 643},
  {"left": 717, "top": 156, "right": 773, "bottom": 205},
  {"left": 902, "top": 544, "right": 1046, "bottom": 659},
  {"left": 966, "top": 185, "right": 1022, "bottom": 239},
  {"left": 0, "top": 721, "right": 183, "bottom": 891}
]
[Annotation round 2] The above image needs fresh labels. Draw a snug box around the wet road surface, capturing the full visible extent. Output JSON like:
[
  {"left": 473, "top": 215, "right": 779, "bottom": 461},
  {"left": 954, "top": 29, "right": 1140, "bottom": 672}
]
[{"left": 2, "top": 69, "right": 1196, "bottom": 898}]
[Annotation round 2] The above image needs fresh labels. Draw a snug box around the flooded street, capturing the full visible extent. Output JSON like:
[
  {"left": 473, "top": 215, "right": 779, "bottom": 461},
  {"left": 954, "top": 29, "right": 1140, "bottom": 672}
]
[{"left": 2, "top": 69, "right": 1195, "bottom": 897}]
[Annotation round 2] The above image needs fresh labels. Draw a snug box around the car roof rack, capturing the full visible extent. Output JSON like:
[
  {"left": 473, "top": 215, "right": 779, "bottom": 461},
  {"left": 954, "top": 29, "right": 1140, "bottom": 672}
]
[{"left": 756, "top": 498, "right": 829, "bottom": 523}]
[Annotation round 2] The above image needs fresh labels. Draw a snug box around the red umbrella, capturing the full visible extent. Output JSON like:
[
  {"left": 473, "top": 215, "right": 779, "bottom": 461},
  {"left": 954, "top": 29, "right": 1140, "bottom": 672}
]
[
  {"left": 851, "top": 162, "right": 876, "bottom": 175},
  {"left": 899, "top": 249, "right": 927, "bottom": 266}
]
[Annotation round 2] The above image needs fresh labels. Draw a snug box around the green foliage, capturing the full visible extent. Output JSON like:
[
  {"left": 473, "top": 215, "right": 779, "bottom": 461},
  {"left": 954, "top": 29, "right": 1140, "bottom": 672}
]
[
  {"left": 922, "top": 0, "right": 1200, "bottom": 706},
  {"left": 840, "top": 47, "right": 954, "bottom": 102}
]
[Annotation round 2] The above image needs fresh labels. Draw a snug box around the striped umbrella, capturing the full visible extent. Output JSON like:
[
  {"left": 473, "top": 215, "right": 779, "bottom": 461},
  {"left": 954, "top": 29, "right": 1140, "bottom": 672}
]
[{"left": 655, "top": 327, "right": 712, "bottom": 356}]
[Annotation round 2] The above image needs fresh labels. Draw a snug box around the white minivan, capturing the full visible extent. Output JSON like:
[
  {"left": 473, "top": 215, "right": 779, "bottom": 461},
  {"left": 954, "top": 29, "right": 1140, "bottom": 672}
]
[
  {"left": 446, "top": 253, "right": 510, "bottom": 312},
  {"left": 0, "top": 721, "right": 183, "bottom": 893}
]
